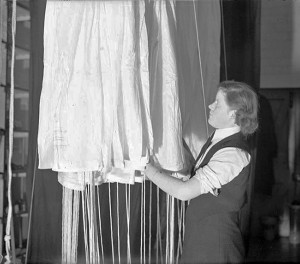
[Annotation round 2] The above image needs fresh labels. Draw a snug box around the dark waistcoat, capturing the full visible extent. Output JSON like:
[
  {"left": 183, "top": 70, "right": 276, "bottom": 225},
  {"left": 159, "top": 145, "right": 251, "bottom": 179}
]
[
  {"left": 181, "top": 132, "right": 251, "bottom": 263},
  {"left": 188, "top": 132, "right": 251, "bottom": 221}
]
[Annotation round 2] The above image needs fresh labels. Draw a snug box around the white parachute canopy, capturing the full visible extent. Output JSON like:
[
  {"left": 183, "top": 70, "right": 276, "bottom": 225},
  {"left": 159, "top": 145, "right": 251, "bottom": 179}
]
[{"left": 38, "top": 0, "right": 220, "bottom": 190}]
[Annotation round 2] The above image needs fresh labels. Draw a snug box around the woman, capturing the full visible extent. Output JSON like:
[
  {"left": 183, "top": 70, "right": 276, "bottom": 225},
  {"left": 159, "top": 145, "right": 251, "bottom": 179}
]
[{"left": 145, "top": 80, "right": 259, "bottom": 263}]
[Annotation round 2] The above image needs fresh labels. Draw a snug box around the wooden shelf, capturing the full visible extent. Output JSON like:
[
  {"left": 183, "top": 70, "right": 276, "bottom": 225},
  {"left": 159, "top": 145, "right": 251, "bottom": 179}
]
[
  {"left": 15, "top": 212, "right": 28, "bottom": 218},
  {"left": 0, "top": 83, "right": 29, "bottom": 92},
  {"left": 1, "top": 39, "right": 30, "bottom": 53},
  {"left": 13, "top": 131, "right": 29, "bottom": 137},
  {"left": 13, "top": 129, "right": 29, "bottom": 133},
  {"left": 12, "top": 171, "right": 26, "bottom": 178}
]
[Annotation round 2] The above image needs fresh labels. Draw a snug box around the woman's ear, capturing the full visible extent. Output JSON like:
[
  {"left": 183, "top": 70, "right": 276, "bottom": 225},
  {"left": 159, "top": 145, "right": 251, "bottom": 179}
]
[{"left": 229, "top": 110, "right": 236, "bottom": 120}]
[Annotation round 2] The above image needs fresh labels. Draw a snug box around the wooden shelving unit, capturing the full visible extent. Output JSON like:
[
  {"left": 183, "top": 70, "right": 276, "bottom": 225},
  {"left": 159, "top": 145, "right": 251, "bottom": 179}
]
[{"left": 0, "top": 0, "right": 30, "bottom": 260}]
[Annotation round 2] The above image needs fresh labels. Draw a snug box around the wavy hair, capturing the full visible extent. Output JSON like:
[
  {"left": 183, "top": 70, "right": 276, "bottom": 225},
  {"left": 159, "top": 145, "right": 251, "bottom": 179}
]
[{"left": 219, "top": 80, "right": 259, "bottom": 136}]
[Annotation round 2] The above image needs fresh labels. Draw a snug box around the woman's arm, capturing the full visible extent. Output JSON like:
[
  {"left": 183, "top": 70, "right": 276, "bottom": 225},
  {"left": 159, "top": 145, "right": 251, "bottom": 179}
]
[
  {"left": 145, "top": 163, "right": 202, "bottom": 201},
  {"left": 145, "top": 147, "right": 250, "bottom": 201}
]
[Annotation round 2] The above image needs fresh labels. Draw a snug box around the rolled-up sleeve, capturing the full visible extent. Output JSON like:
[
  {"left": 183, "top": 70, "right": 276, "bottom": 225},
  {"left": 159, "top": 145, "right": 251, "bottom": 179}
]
[{"left": 193, "top": 147, "right": 250, "bottom": 195}]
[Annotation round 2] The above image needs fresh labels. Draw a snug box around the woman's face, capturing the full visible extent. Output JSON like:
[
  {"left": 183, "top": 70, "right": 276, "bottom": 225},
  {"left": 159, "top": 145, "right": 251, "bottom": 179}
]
[{"left": 208, "top": 90, "right": 236, "bottom": 129}]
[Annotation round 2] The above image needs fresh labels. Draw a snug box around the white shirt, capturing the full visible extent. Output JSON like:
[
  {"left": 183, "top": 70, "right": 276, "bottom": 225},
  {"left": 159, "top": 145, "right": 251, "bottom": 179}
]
[{"left": 193, "top": 126, "right": 251, "bottom": 195}]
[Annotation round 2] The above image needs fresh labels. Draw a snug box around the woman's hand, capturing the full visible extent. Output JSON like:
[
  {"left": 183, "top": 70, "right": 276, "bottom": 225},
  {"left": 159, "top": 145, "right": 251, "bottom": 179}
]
[{"left": 144, "top": 162, "right": 160, "bottom": 180}]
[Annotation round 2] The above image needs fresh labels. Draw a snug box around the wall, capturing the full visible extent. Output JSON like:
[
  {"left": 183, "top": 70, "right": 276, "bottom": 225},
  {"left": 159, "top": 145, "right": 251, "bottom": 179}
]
[{"left": 260, "top": 0, "right": 300, "bottom": 88}]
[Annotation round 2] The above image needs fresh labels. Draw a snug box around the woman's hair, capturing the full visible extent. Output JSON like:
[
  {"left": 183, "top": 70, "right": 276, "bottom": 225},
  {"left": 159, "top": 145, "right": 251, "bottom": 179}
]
[{"left": 218, "top": 80, "right": 259, "bottom": 136}]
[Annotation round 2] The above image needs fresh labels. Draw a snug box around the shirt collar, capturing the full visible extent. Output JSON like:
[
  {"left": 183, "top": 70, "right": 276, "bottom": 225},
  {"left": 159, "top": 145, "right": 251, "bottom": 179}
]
[{"left": 212, "top": 126, "right": 241, "bottom": 143}]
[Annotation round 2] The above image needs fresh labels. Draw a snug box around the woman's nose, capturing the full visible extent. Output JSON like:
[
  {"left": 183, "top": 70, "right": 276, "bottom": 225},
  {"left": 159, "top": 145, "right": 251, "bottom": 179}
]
[{"left": 208, "top": 102, "right": 214, "bottom": 110}]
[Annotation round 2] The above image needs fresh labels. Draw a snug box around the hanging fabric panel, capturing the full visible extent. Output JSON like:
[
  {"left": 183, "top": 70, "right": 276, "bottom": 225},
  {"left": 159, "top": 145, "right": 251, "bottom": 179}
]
[
  {"left": 38, "top": 0, "right": 188, "bottom": 189},
  {"left": 39, "top": 1, "right": 151, "bottom": 174},
  {"left": 147, "top": 0, "right": 185, "bottom": 171},
  {"left": 176, "top": 0, "right": 221, "bottom": 158}
]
